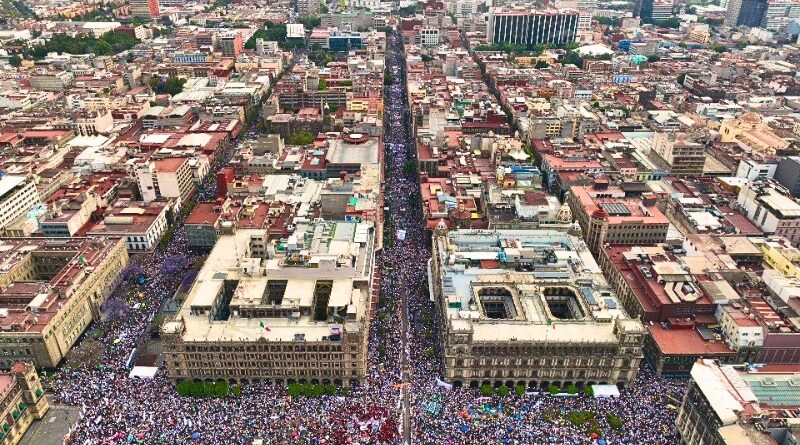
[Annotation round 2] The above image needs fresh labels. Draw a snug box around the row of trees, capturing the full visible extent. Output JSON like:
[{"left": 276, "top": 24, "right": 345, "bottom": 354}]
[
  {"left": 548, "top": 383, "right": 589, "bottom": 395},
  {"left": 478, "top": 383, "right": 603, "bottom": 398},
  {"left": 286, "top": 383, "right": 340, "bottom": 397},
  {"left": 176, "top": 380, "right": 242, "bottom": 397},
  {"left": 475, "top": 43, "right": 548, "bottom": 56},
  {"left": 652, "top": 17, "right": 681, "bottom": 29},
  {"left": 28, "top": 31, "right": 139, "bottom": 59},
  {"left": 594, "top": 16, "right": 618, "bottom": 27},
  {"left": 480, "top": 384, "right": 528, "bottom": 397}
]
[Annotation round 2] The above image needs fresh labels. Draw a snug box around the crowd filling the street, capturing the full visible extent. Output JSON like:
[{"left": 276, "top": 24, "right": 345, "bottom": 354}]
[{"left": 47, "top": 31, "right": 686, "bottom": 445}]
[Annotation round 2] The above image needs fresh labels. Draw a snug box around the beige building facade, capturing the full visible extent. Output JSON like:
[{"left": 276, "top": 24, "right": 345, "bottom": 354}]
[
  {"left": 0, "top": 362, "right": 49, "bottom": 445},
  {"left": 567, "top": 184, "right": 670, "bottom": 254},
  {"left": 431, "top": 228, "right": 646, "bottom": 389},
  {"left": 0, "top": 237, "right": 129, "bottom": 369}
]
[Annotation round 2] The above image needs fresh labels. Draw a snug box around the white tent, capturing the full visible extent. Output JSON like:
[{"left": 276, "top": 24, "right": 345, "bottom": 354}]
[
  {"left": 128, "top": 366, "right": 158, "bottom": 380},
  {"left": 592, "top": 384, "right": 620, "bottom": 398}
]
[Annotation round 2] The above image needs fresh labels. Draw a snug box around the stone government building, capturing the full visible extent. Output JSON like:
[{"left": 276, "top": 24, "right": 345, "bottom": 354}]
[
  {"left": 430, "top": 227, "right": 646, "bottom": 389},
  {"left": 0, "top": 237, "right": 129, "bottom": 369},
  {"left": 162, "top": 221, "right": 376, "bottom": 387}
]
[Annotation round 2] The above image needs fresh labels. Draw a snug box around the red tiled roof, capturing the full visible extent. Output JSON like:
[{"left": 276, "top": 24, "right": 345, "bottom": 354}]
[
  {"left": 185, "top": 203, "right": 221, "bottom": 225},
  {"left": 648, "top": 325, "right": 735, "bottom": 355},
  {"left": 154, "top": 157, "right": 187, "bottom": 173}
]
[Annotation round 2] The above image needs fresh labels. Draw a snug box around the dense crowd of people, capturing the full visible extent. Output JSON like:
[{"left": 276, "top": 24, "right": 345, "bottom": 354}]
[{"left": 49, "top": 31, "right": 685, "bottom": 445}]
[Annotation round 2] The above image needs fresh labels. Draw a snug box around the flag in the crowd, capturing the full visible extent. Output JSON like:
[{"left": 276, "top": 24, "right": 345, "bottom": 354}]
[{"left": 260, "top": 321, "right": 271, "bottom": 332}]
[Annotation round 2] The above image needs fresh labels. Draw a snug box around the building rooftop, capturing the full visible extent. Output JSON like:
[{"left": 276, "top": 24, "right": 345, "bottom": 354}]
[
  {"left": 433, "top": 229, "right": 644, "bottom": 344},
  {"left": 153, "top": 157, "right": 188, "bottom": 173},
  {"left": 326, "top": 135, "right": 380, "bottom": 166},
  {"left": 0, "top": 236, "right": 123, "bottom": 334},
  {"left": 87, "top": 200, "right": 168, "bottom": 237},
  {"left": 571, "top": 185, "right": 669, "bottom": 225},
  {"left": 649, "top": 325, "right": 736, "bottom": 355},
  {"left": 0, "top": 175, "right": 26, "bottom": 201},
  {"left": 166, "top": 221, "right": 376, "bottom": 343}
]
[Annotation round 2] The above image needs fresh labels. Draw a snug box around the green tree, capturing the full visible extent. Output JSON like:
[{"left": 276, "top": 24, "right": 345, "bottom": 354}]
[
  {"left": 28, "top": 31, "right": 139, "bottom": 59},
  {"left": 244, "top": 23, "right": 302, "bottom": 50},
  {"left": 324, "top": 384, "right": 337, "bottom": 396},
  {"left": 7, "top": 55, "right": 21, "bottom": 67},
  {"left": 653, "top": 17, "right": 681, "bottom": 28},
  {"left": 308, "top": 46, "right": 334, "bottom": 67},
  {"left": 607, "top": 413, "right": 625, "bottom": 429},
  {"left": 566, "top": 383, "right": 578, "bottom": 395},
  {"left": 566, "top": 411, "right": 595, "bottom": 426},
  {"left": 318, "top": 78, "right": 329, "bottom": 90},
  {"left": 647, "top": 55, "right": 660, "bottom": 63},
  {"left": 287, "top": 383, "right": 301, "bottom": 397},
  {"left": 214, "top": 380, "right": 229, "bottom": 397},
  {"left": 480, "top": 384, "right": 494, "bottom": 397},
  {"left": 713, "top": 44, "right": 728, "bottom": 53},
  {"left": 595, "top": 16, "right": 617, "bottom": 26},
  {"left": 403, "top": 160, "right": 418, "bottom": 177},
  {"left": 152, "top": 314, "right": 165, "bottom": 326},
  {"left": 584, "top": 385, "right": 594, "bottom": 396},
  {"left": 231, "top": 385, "right": 242, "bottom": 396},
  {"left": 164, "top": 76, "right": 186, "bottom": 96},
  {"left": 149, "top": 75, "right": 186, "bottom": 96},
  {"left": 286, "top": 131, "right": 315, "bottom": 145},
  {"left": 299, "top": 16, "right": 321, "bottom": 29},
  {"left": 515, "top": 384, "right": 526, "bottom": 396},
  {"left": 398, "top": 3, "right": 422, "bottom": 16},
  {"left": 548, "top": 384, "right": 560, "bottom": 395},
  {"left": 176, "top": 380, "right": 192, "bottom": 396},
  {"left": 497, "top": 385, "right": 509, "bottom": 397},
  {"left": 190, "top": 381, "right": 204, "bottom": 396},
  {"left": 534, "top": 60, "right": 549, "bottom": 69},
  {"left": 562, "top": 51, "right": 583, "bottom": 67}
]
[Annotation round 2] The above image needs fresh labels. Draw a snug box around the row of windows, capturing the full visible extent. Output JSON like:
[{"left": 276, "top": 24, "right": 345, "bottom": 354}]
[
  {"left": 453, "top": 368, "right": 613, "bottom": 379},
  {"left": 177, "top": 353, "right": 348, "bottom": 361},
  {"left": 467, "top": 345, "right": 618, "bottom": 357},
  {"left": 182, "top": 344, "right": 343, "bottom": 353},
  {"left": 179, "top": 361, "right": 351, "bottom": 369},
  {"left": 459, "top": 357, "right": 612, "bottom": 368},
  {"left": 179, "top": 368, "right": 359, "bottom": 377}
]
